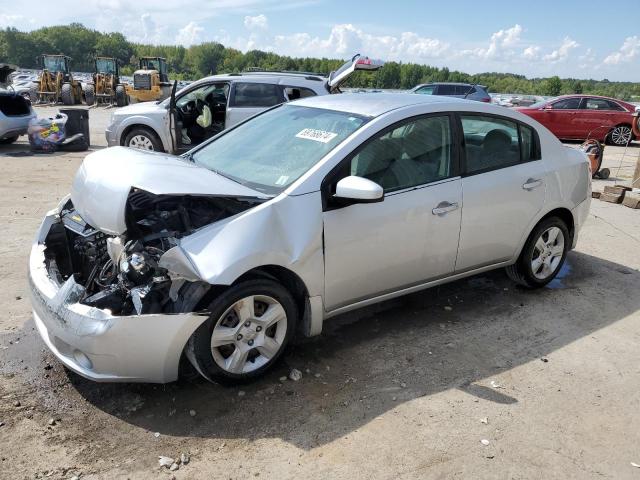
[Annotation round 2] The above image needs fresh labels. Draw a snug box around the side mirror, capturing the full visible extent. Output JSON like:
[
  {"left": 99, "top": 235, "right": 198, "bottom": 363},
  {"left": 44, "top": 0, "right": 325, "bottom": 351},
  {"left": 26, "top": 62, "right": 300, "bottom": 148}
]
[{"left": 334, "top": 176, "right": 383, "bottom": 203}]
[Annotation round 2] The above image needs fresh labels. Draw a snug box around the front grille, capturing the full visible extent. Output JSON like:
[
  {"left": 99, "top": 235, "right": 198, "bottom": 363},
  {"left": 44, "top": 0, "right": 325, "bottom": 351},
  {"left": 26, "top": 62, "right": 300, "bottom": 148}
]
[{"left": 133, "top": 73, "right": 151, "bottom": 90}]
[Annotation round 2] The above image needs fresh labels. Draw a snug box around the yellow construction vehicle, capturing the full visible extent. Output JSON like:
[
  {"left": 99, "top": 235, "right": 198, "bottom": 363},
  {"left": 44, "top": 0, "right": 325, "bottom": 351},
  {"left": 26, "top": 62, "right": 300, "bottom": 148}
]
[
  {"left": 29, "top": 54, "right": 83, "bottom": 105},
  {"left": 125, "top": 56, "right": 172, "bottom": 103},
  {"left": 84, "top": 57, "right": 128, "bottom": 107}
]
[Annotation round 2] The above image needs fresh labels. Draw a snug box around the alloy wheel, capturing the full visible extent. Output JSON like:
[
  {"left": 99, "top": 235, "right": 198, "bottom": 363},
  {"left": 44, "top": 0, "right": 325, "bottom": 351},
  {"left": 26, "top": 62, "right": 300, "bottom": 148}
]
[
  {"left": 531, "top": 226, "right": 565, "bottom": 280},
  {"left": 210, "top": 295, "right": 287, "bottom": 374},
  {"left": 129, "top": 134, "right": 155, "bottom": 150},
  {"left": 610, "top": 126, "right": 632, "bottom": 146}
]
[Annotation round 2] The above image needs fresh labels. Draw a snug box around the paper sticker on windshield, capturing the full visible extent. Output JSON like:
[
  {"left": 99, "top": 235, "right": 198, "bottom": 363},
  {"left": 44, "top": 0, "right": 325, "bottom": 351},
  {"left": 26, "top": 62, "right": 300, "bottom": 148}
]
[{"left": 296, "top": 128, "right": 338, "bottom": 143}]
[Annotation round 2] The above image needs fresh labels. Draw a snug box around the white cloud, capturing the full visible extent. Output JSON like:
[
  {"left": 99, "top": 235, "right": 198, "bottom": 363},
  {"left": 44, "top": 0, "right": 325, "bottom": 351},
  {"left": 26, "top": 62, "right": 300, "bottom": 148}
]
[
  {"left": 176, "top": 21, "right": 204, "bottom": 46},
  {"left": 244, "top": 14, "right": 268, "bottom": 30},
  {"left": 604, "top": 36, "right": 640, "bottom": 65},
  {"left": 268, "top": 24, "right": 447, "bottom": 60},
  {"left": 463, "top": 24, "right": 523, "bottom": 59},
  {"left": 522, "top": 45, "right": 540, "bottom": 60},
  {"left": 543, "top": 37, "right": 579, "bottom": 62}
]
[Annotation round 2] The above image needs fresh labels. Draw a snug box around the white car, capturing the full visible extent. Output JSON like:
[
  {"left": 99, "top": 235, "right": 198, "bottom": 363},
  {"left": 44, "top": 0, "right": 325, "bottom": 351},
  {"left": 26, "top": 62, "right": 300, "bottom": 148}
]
[
  {"left": 30, "top": 93, "right": 591, "bottom": 384},
  {"left": 105, "top": 54, "right": 381, "bottom": 153},
  {"left": 1, "top": 64, "right": 36, "bottom": 144}
]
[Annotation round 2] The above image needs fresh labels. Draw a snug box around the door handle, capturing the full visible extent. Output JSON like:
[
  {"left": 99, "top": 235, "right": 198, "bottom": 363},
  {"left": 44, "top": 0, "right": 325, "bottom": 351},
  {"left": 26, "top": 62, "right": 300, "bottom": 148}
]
[
  {"left": 522, "top": 178, "right": 543, "bottom": 190},
  {"left": 432, "top": 201, "right": 459, "bottom": 216}
]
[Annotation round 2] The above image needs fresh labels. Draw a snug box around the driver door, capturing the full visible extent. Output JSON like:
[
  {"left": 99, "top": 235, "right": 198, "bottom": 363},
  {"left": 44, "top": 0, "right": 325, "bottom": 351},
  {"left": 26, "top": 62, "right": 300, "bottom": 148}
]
[{"left": 322, "top": 114, "right": 462, "bottom": 310}]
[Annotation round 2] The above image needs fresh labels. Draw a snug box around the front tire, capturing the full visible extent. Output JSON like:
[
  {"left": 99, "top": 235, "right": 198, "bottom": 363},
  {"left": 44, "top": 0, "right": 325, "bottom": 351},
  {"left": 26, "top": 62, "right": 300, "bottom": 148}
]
[
  {"left": 115, "top": 85, "right": 127, "bottom": 107},
  {"left": 0, "top": 136, "right": 19, "bottom": 144},
  {"left": 123, "top": 127, "right": 163, "bottom": 151},
  {"left": 506, "top": 217, "right": 569, "bottom": 288},
  {"left": 61, "top": 83, "right": 73, "bottom": 105},
  {"left": 84, "top": 84, "right": 95, "bottom": 106},
  {"left": 608, "top": 125, "right": 633, "bottom": 146},
  {"left": 191, "top": 279, "right": 298, "bottom": 384}
]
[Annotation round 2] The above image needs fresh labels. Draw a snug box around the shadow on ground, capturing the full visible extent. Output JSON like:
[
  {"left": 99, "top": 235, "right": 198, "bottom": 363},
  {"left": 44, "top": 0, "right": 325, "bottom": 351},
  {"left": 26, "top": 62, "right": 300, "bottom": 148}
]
[{"left": 3, "top": 250, "right": 639, "bottom": 449}]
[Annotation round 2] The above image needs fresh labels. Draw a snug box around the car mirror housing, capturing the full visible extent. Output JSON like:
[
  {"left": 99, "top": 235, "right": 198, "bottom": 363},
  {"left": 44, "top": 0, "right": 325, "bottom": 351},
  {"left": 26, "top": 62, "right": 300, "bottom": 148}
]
[{"left": 334, "top": 176, "right": 384, "bottom": 203}]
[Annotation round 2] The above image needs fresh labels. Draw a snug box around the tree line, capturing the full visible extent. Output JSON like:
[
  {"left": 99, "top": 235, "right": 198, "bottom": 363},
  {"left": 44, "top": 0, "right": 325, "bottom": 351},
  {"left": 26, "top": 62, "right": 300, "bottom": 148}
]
[{"left": 1, "top": 23, "right": 639, "bottom": 100}]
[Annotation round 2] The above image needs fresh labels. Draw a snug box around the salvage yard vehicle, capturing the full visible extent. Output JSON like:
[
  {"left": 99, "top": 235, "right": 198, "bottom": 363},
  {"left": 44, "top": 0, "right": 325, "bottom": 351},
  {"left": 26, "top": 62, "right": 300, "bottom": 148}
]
[
  {"left": 29, "top": 93, "right": 591, "bottom": 384},
  {"left": 516, "top": 95, "right": 637, "bottom": 146},
  {"left": 412, "top": 82, "right": 491, "bottom": 103},
  {"left": 0, "top": 63, "right": 37, "bottom": 144},
  {"left": 125, "top": 56, "right": 172, "bottom": 104},
  {"left": 84, "top": 57, "right": 127, "bottom": 107},
  {"left": 30, "top": 55, "right": 83, "bottom": 105},
  {"left": 107, "top": 54, "right": 382, "bottom": 153}
]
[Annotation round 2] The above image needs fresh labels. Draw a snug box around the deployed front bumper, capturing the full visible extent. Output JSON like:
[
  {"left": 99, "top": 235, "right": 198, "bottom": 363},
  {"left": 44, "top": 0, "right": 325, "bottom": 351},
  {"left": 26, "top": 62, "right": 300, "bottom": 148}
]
[{"left": 29, "top": 211, "right": 207, "bottom": 383}]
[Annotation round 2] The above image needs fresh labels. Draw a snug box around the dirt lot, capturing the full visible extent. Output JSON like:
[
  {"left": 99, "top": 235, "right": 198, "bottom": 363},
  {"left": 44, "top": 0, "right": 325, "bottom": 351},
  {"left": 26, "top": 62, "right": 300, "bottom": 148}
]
[{"left": 1, "top": 106, "right": 640, "bottom": 479}]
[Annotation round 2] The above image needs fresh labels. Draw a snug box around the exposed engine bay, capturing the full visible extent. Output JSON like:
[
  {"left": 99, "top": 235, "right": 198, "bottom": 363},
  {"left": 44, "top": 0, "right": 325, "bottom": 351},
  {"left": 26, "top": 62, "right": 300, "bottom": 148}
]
[{"left": 43, "top": 189, "right": 262, "bottom": 315}]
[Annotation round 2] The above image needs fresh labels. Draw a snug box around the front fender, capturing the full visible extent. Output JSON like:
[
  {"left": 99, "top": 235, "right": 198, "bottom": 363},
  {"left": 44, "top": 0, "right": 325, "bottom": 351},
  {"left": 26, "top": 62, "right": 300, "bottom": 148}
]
[
  {"left": 162, "top": 192, "right": 325, "bottom": 298},
  {"left": 115, "top": 114, "right": 169, "bottom": 151}
]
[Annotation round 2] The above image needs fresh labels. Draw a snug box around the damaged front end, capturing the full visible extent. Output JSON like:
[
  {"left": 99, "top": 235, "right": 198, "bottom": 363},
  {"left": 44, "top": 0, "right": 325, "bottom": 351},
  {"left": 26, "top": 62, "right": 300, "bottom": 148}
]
[
  {"left": 30, "top": 186, "right": 264, "bottom": 382},
  {"left": 45, "top": 190, "right": 260, "bottom": 316}
]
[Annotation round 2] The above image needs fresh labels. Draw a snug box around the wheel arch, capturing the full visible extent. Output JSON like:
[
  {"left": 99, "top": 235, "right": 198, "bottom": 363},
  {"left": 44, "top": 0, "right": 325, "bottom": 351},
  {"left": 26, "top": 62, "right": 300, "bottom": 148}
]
[
  {"left": 119, "top": 122, "right": 166, "bottom": 151},
  {"left": 514, "top": 206, "right": 576, "bottom": 263}
]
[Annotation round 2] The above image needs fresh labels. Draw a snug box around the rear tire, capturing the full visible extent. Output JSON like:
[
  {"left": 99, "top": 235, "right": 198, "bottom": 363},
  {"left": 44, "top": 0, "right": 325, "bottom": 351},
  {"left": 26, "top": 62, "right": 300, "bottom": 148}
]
[
  {"left": 115, "top": 85, "right": 127, "bottom": 107},
  {"left": 506, "top": 217, "right": 569, "bottom": 289},
  {"left": 191, "top": 279, "right": 298, "bottom": 385},
  {"left": 123, "top": 127, "right": 163, "bottom": 151},
  {"left": 61, "top": 83, "right": 73, "bottom": 105},
  {"left": 0, "top": 136, "right": 19, "bottom": 144},
  {"left": 84, "top": 84, "right": 95, "bottom": 106},
  {"left": 607, "top": 125, "right": 633, "bottom": 146}
]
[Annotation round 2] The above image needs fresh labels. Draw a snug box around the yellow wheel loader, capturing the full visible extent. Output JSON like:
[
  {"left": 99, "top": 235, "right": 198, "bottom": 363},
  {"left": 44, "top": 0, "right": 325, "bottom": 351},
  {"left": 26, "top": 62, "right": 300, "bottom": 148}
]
[
  {"left": 30, "top": 55, "right": 82, "bottom": 105},
  {"left": 125, "top": 56, "right": 172, "bottom": 104},
  {"left": 84, "top": 57, "right": 128, "bottom": 107}
]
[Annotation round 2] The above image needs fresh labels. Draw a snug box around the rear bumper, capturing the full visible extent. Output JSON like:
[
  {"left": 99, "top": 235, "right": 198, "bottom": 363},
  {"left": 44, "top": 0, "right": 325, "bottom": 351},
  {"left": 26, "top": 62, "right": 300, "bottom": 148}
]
[
  {"left": 571, "top": 195, "right": 591, "bottom": 249},
  {"left": 0, "top": 112, "right": 34, "bottom": 139},
  {"left": 29, "top": 211, "right": 208, "bottom": 383}
]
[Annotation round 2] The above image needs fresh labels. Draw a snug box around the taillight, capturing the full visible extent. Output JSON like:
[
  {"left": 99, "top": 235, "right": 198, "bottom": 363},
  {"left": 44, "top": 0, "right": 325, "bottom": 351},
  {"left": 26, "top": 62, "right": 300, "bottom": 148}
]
[{"left": 481, "top": 98, "right": 491, "bottom": 103}]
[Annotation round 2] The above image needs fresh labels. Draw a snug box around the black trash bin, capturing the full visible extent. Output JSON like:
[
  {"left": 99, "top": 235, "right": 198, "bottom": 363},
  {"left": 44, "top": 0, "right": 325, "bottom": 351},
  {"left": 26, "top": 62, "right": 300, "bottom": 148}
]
[{"left": 59, "top": 108, "right": 90, "bottom": 150}]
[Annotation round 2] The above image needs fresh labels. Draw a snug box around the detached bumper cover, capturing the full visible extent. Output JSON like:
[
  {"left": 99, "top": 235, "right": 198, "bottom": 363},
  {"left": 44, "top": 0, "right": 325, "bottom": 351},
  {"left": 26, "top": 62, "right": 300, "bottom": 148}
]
[{"left": 29, "top": 212, "right": 208, "bottom": 383}]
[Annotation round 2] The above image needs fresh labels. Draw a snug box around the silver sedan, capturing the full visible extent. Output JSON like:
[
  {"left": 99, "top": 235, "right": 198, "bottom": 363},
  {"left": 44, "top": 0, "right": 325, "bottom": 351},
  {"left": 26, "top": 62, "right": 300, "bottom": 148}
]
[{"left": 29, "top": 93, "right": 591, "bottom": 384}]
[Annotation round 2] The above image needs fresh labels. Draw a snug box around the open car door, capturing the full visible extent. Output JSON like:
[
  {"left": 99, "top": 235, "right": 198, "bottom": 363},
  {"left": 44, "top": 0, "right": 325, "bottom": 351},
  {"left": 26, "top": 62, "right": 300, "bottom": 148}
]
[
  {"left": 326, "top": 54, "right": 383, "bottom": 93},
  {"left": 168, "top": 80, "right": 180, "bottom": 153}
]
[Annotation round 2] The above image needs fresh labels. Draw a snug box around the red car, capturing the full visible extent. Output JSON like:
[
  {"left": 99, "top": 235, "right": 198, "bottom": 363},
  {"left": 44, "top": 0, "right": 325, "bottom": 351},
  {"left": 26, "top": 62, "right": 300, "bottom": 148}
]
[{"left": 516, "top": 95, "right": 637, "bottom": 146}]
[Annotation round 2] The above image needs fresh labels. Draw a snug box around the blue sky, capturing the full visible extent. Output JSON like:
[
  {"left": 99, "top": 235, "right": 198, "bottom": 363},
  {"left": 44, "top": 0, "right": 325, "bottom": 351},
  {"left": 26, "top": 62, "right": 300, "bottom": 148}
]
[{"left": 1, "top": 0, "right": 638, "bottom": 81}]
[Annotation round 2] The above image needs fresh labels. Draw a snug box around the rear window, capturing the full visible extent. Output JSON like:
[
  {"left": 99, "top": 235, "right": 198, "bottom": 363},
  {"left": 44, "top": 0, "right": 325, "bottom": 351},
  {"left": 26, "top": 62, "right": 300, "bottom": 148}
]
[
  {"left": 232, "top": 83, "right": 283, "bottom": 108},
  {"left": 582, "top": 98, "right": 625, "bottom": 111},
  {"left": 456, "top": 85, "right": 476, "bottom": 95}
]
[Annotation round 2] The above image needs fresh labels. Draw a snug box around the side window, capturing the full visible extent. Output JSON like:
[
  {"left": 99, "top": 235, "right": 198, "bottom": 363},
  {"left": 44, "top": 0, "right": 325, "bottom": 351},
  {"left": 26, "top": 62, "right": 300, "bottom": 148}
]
[
  {"left": 350, "top": 116, "right": 453, "bottom": 192},
  {"left": 551, "top": 98, "right": 581, "bottom": 110},
  {"left": 519, "top": 124, "right": 540, "bottom": 162},
  {"left": 437, "top": 84, "right": 457, "bottom": 95},
  {"left": 284, "top": 86, "right": 317, "bottom": 101},
  {"left": 415, "top": 85, "right": 435, "bottom": 95},
  {"left": 461, "top": 115, "right": 520, "bottom": 173},
  {"left": 232, "top": 83, "right": 283, "bottom": 108},
  {"left": 582, "top": 98, "right": 624, "bottom": 111}
]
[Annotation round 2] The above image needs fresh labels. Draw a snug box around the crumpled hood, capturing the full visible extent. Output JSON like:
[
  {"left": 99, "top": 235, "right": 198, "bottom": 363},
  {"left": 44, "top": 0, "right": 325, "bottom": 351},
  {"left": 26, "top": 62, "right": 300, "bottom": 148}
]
[{"left": 71, "top": 146, "right": 265, "bottom": 235}]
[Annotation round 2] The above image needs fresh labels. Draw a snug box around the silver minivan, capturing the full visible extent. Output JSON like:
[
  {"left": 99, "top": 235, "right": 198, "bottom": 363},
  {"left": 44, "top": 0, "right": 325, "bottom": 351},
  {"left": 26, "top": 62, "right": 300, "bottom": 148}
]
[{"left": 105, "top": 54, "right": 381, "bottom": 154}]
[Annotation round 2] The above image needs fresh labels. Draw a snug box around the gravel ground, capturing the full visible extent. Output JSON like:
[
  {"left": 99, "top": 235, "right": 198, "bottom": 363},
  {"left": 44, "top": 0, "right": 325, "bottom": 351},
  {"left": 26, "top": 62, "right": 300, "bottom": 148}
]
[{"left": 0, "top": 106, "right": 639, "bottom": 479}]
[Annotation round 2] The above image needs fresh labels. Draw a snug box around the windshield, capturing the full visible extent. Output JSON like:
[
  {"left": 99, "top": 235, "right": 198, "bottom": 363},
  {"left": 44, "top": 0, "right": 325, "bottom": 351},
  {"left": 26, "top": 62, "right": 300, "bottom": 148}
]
[
  {"left": 96, "top": 59, "right": 116, "bottom": 74},
  {"left": 192, "top": 105, "right": 368, "bottom": 194},
  {"left": 528, "top": 99, "right": 553, "bottom": 109},
  {"left": 43, "top": 57, "right": 66, "bottom": 72}
]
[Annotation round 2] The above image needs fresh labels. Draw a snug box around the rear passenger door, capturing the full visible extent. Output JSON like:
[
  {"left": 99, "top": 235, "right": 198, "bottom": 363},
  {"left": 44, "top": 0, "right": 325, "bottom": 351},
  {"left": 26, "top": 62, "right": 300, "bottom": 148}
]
[
  {"left": 455, "top": 114, "right": 547, "bottom": 272},
  {"left": 226, "top": 82, "right": 285, "bottom": 127}
]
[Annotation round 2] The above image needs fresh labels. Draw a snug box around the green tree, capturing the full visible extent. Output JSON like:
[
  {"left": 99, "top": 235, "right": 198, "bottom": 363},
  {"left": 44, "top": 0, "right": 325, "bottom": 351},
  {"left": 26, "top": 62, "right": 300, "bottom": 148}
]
[{"left": 543, "top": 76, "right": 562, "bottom": 96}]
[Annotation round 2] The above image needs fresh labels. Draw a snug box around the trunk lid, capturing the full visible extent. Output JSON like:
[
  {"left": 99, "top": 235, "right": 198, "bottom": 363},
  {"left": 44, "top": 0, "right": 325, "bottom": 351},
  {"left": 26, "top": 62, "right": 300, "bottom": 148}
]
[{"left": 326, "top": 54, "right": 383, "bottom": 93}]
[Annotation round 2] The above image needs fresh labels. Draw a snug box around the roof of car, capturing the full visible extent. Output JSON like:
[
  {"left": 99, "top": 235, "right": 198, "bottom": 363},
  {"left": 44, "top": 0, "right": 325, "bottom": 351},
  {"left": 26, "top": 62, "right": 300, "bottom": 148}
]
[
  {"left": 293, "top": 92, "right": 467, "bottom": 117},
  {"left": 192, "top": 72, "right": 326, "bottom": 87},
  {"left": 550, "top": 94, "right": 635, "bottom": 109}
]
